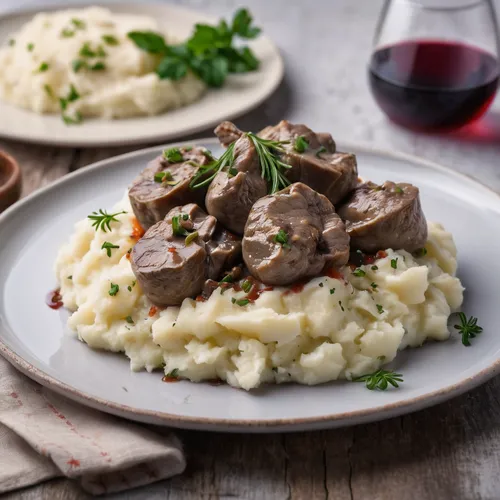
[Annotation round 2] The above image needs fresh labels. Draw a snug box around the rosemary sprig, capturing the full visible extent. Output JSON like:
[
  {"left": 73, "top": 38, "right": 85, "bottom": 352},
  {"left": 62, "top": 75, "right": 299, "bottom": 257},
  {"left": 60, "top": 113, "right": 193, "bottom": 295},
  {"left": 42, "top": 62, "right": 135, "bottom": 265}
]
[
  {"left": 454, "top": 312, "right": 482, "bottom": 346},
  {"left": 189, "top": 142, "right": 236, "bottom": 189},
  {"left": 354, "top": 369, "right": 403, "bottom": 391},
  {"left": 88, "top": 209, "right": 127, "bottom": 232}
]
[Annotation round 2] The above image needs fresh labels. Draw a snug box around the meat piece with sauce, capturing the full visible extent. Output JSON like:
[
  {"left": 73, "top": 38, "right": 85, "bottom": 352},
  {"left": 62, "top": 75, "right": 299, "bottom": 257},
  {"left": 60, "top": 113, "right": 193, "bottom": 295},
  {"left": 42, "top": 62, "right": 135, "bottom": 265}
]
[
  {"left": 128, "top": 146, "right": 211, "bottom": 230},
  {"left": 259, "top": 120, "right": 358, "bottom": 205},
  {"left": 242, "top": 182, "right": 350, "bottom": 286},
  {"left": 205, "top": 133, "right": 267, "bottom": 234},
  {"left": 131, "top": 204, "right": 241, "bottom": 306},
  {"left": 337, "top": 181, "right": 427, "bottom": 253}
]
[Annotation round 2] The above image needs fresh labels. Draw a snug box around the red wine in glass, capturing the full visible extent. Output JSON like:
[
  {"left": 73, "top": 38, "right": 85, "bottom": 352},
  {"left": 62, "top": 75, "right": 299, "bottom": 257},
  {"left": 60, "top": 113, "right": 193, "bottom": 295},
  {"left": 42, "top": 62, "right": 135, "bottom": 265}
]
[{"left": 369, "top": 40, "right": 500, "bottom": 131}]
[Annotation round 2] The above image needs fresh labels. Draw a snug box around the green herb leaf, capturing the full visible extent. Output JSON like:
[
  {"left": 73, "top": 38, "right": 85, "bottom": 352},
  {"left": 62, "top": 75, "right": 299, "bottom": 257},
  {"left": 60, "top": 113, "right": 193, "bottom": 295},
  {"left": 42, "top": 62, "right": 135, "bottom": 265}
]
[
  {"left": 191, "top": 55, "right": 229, "bottom": 87},
  {"left": 242, "top": 280, "right": 253, "bottom": 293},
  {"left": 171, "top": 215, "right": 189, "bottom": 237},
  {"left": 166, "top": 368, "right": 179, "bottom": 378},
  {"left": 37, "top": 62, "right": 49, "bottom": 72},
  {"left": 330, "top": 288, "right": 336, "bottom": 295},
  {"left": 371, "top": 282, "right": 378, "bottom": 290},
  {"left": 376, "top": 304, "right": 384, "bottom": 314},
  {"left": 413, "top": 247, "right": 427, "bottom": 258},
  {"left": 102, "top": 34, "right": 119, "bottom": 46},
  {"left": 394, "top": 185, "right": 404, "bottom": 194},
  {"left": 185, "top": 231, "right": 199, "bottom": 246},
  {"left": 454, "top": 312, "right": 482, "bottom": 346},
  {"left": 108, "top": 283, "right": 119, "bottom": 296},
  {"left": 316, "top": 146, "right": 327, "bottom": 158},
  {"left": 190, "top": 141, "right": 235, "bottom": 189},
  {"left": 127, "top": 31, "right": 168, "bottom": 53},
  {"left": 163, "top": 147, "right": 184, "bottom": 163},
  {"left": 72, "top": 59, "right": 86, "bottom": 72},
  {"left": 67, "top": 275, "right": 73, "bottom": 280},
  {"left": 157, "top": 56, "right": 188, "bottom": 80},
  {"left": 339, "top": 300, "right": 345, "bottom": 312},
  {"left": 371, "top": 265, "right": 378, "bottom": 271},
  {"left": 352, "top": 268, "right": 366, "bottom": 277},
  {"left": 319, "top": 282, "right": 324, "bottom": 288},
  {"left": 274, "top": 229, "right": 291, "bottom": 249},
  {"left": 90, "top": 61, "right": 106, "bottom": 71},
  {"left": 62, "top": 112, "right": 83, "bottom": 125},
  {"left": 154, "top": 171, "right": 174, "bottom": 183},
  {"left": 101, "top": 241, "right": 119, "bottom": 257},
  {"left": 391, "top": 258, "right": 398, "bottom": 269},
  {"left": 44, "top": 84, "right": 54, "bottom": 98},
  {"left": 232, "top": 298, "right": 250, "bottom": 307},
  {"left": 220, "top": 274, "right": 233, "bottom": 284},
  {"left": 294, "top": 136, "right": 309, "bottom": 153},
  {"left": 354, "top": 369, "right": 403, "bottom": 391},
  {"left": 27, "top": 43, "right": 34, "bottom": 52},
  {"left": 79, "top": 42, "right": 95, "bottom": 57},
  {"left": 88, "top": 209, "right": 127, "bottom": 232},
  {"left": 67, "top": 84, "right": 80, "bottom": 102},
  {"left": 125, "top": 315, "right": 134, "bottom": 324},
  {"left": 61, "top": 29, "right": 75, "bottom": 38},
  {"left": 231, "top": 8, "right": 261, "bottom": 38},
  {"left": 71, "top": 18, "right": 86, "bottom": 30}
]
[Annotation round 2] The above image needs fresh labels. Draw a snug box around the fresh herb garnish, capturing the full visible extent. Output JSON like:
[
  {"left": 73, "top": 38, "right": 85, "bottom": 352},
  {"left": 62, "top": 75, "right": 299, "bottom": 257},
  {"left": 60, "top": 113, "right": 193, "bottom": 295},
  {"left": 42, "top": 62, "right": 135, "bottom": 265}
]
[
  {"left": 330, "top": 288, "right": 335, "bottom": 295},
  {"left": 88, "top": 209, "right": 127, "bottom": 232},
  {"left": 102, "top": 34, "right": 119, "bottom": 46},
  {"left": 27, "top": 43, "right": 34, "bottom": 52},
  {"left": 370, "top": 282, "right": 378, "bottom": 290},
  {"left": 71, "top": 18, "right": 86, "bottom": 30},
  {"left": 394, "top": 186, "right": 404, "bottom": 194},
  {"left": 108, "top": 283, "right": 119, "bottom": 296},
  {"left": 185, "top": 231, "right": 199, "bottom": 246},
  {"left": 228, "top": 167, "right": 238, "bottom": 177},
  {"left": 90, "top": 61, "right": 106, "bottom": 71},
  {"left": 166, "top": 368, "right": 179, "bottom": 378},
  {"left": 79, "top": 42, "right": 106, "bottom": 58},
  {"left": 154, "top": 171, "right": 174, "bottom": 183},
  {"left": 339, "top": 300, "right": 344, "bottom": 312},
  {"left": 242, "top": 280, "right": 252, "bottom": 293},
  {"left": 232, "top": 297, "right": 250, "bottom": 307},
  {"left": 43, "top": 84, "right": 54, "bottom": 98},
  {"left": 371, "top": 265, "right": 378, "bottom": 271},
  {"left": 274, "top": 229, "right": 291, "bottom": 249},
  {"left": 163, "top": 147, "right": 184, "bottom": 163},
  {"left": 128, "top": 8, "right": 261, "bottom": 88},
  {"left": 59, "top": 84, "right": 80, "bottom": 111},
  {"left": 294, "top": 135, "right": 309, "bottom": 153},
  {"left": 190, "top": 141, "right": 235, "bottom": 189},
  {"left": 62, "top": 112, "right": 83, "bottom": 125},
  {"left": 72, "top": 59, "right": 86, "bottom": 72},
  {"left": 220, "top": 274, "right": 233, "bottom": 284},
  {"left": 352, "top": 268, "right": 366, "bottom": 277},
  {"left": 315, "top": 146, "right": 327, "bottom": 158},
  {"left": 67, "top": 275, "right": 73, "bottom": 280},
  {"left": 413, "top": 247, "right": 427, "bottom": 258},
  {"left": 391, "top": 258, "right": 398, "bottom": 269},
  {"left": 171, "top": 215, "right": 189, "bottom": 237},
  {"left": 454, "top": 312, "right": 482, "bottom": 346},
  {"left": 61, "top": 29, "right": 75, "bottom": 38},
  {"left": 101, "top": 241, "right": 119, "bottom": 257},
  {"left": 37, "top": 62, "right": 49, "bottom": 72},
  {"left": 376, "top": 304, "right": 384, "bottom": 314},
  {"left": 125, "top": 315, "right": 134, "bottom": 324},
  {"left": 355, "top": 369, "right": 403, "bottom": 391}
]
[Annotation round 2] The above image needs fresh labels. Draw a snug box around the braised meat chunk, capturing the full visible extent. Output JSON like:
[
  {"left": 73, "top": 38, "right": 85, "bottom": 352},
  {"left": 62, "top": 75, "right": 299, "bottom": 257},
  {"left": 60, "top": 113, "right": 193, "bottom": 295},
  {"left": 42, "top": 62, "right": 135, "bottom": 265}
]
[
  {"left": 205, "top": 133, "right": 267, "bottom": 234},
  {"left": 337, "top": 181, "right": 427, "bottom": 253},
  {"left": 131, "top": 204, "right": 241, "bottom": 306},
  {"left": 128, "top": 146, "right": 211, "bottom": 230},
  {"left": 242, "top": 183, "right": 349, "bottom": 286}
]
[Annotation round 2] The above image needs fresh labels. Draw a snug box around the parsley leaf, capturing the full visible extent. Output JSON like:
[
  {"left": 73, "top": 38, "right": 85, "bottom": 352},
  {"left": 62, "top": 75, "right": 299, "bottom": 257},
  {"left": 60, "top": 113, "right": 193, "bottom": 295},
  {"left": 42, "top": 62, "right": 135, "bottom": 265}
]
[
  {"left": 108, "top": 283, "right": 119, "bottom": 296},
  {"left": 274, "top": 229, "right": 291, "bottom": 249},
  {"left": 391, "top": 258, "right": 398, "bottom": 269},
  {"left": 231, "top": 8, "right": 261, "bottom": 38},
  {"left": 127, "top": 31, "right": 167, "bottom": 53},
  {"left": 101, "top": 241, "right": 119, "bottom": 257},
  {"left": 37, "top": 62, "right": 49, "bottom": 72},
  {"left": 163, "top": 147, "right": 184, "bottom": 163},
  {"left": 102, "top": 34, "right": 119, "bottom": 46},
  {"left": 294, "top": 136, "right": 309, "bottom": 153},
  {"left": 156, "top": 57, "right": 188, "bottom": 80}
]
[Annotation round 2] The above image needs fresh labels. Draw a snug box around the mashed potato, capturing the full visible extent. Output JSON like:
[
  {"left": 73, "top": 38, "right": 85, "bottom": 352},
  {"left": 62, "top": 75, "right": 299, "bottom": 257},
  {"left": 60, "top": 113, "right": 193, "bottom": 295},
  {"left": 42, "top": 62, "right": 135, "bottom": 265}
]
[
  {"left": 0, "top": 7, "right": 205, "bottom": 119},
  {"left": 55, "top": 194, "right": 464, "bottom": 390}
]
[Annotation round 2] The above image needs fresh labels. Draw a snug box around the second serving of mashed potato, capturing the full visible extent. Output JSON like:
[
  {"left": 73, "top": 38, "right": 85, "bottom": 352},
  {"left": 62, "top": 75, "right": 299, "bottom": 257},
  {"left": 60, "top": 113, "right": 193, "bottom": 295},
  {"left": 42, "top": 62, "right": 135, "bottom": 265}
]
[
  {"left": 0, "top": 7, "right": 205, "bottom": 119},
  {"left": 54, "top": 193, "right": 464, "bottom": 390}
]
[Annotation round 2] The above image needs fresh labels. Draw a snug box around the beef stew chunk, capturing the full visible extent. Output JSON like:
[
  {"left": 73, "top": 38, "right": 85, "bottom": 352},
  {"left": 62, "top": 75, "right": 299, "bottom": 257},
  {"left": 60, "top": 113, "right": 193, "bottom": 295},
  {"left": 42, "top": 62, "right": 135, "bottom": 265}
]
[
  {"left": 243, "top": 182, "right": 349, "bottom": 286},
  {"left": 128, "top": 146, "right": 211, "bottom": 230},
  {"left": 337, "top": 181, "right": 427, "bottom": 253}
]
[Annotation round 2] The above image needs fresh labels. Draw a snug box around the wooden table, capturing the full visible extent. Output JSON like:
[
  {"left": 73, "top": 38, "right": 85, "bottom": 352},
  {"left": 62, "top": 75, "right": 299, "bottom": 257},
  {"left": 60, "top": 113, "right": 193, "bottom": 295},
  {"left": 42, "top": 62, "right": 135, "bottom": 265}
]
[{"left": 3, "top": 0, "right": 500, "bottom": 498}]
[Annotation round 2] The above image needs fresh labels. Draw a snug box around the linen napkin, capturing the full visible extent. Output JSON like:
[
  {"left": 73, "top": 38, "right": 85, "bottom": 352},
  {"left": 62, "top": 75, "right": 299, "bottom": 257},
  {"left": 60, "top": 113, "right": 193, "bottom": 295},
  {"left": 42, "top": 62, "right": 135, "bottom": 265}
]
[{"left": 0, "top": 356, "right": 186, "bottom": 495}]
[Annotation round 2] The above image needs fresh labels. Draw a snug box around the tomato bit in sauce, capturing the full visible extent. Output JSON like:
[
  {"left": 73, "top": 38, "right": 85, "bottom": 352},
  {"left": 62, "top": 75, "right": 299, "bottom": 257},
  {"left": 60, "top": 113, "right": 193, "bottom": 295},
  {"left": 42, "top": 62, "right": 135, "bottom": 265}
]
[
  {"left": 130, "top": 217, "right": 145, "bottom": 240},
  {"left": 195, "top": 295, "right": 206, "bottom": 302},
  {"left": 375, "top": 250, "right": 388, "bottom": 259},
  {"left": 148, "top": 306, "right": 158, "bottom": 317},
  {"left": 46, "top": 288, "right": 63, "bottom": 310}
]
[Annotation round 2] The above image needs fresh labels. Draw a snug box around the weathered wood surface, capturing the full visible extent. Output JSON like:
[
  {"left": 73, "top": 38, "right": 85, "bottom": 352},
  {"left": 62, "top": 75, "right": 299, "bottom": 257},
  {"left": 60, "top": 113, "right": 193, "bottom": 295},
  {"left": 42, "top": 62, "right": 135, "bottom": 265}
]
[{"left": 2, "top": 0, "right": 500, "bottom": 498}]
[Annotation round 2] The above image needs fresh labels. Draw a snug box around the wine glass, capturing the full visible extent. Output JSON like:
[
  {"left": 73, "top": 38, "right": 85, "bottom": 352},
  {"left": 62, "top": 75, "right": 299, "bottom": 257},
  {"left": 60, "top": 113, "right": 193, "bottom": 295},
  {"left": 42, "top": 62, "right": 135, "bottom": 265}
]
[{"left": 368, "top": 0, "right": 500, "bottom": 132}]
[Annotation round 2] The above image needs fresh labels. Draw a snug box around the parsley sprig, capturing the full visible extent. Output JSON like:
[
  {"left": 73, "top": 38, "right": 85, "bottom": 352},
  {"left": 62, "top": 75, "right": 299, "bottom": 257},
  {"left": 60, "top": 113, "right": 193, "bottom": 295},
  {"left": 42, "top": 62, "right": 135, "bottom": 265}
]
[
  {"left": 88, "top": 209, "right": 127, "bottom": 232},
  {"left": 355, "top": 369, "right": 403, "bottom": 391},
  {"left": 127, "top": 8, "right": 261, "bottom": 88},
  {"left": 454, "top": 312, "right": 483, "bottom": 346}
]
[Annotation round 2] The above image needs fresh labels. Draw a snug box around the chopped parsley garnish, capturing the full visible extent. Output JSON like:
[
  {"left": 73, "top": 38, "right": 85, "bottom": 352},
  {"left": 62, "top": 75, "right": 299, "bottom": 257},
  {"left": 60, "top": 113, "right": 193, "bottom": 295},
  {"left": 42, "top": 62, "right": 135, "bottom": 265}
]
[
  {"left": 163, "top": 147, "right": 184, "bottom": 163},
  {"left": 67, "top": 275, "right": 73, "bottom": 280},
  {"left": 101, "top": 241, "right": 119, "bottom": 257},
  {"left": 454, "top": 312, "right": 482, "bottom": 346},
  {"left": 59, "top": 84, "right": 80, "bottom": 111},
  {"left": 90, "top": 61, "right": 106, "bottom": 71},
  {"left": 242, "top": 280, "right": 252, "bottom": 293},
  {"left": 62, "top": 112, "right": 83, "bottom": 125},
  {"left": 125, "top": 315, "right": 134, "bottom": 324},
  {"left": 127, "top": 285, "right": 132, "bottom": 292},
  {"left": 339, "top": 300, "right": 344, "bottom": 312},
  {"left": 370, "top": 282, "right": 378, "bottom": 290},
  {"left": 391, "top": 258, "right": 398, "bottom": 269},
  {"left": 330, "top": 288, "right": 335, "bottom": 295},
  {"left": 394, "top": 186, "right": 404, "bottom": 194},
  {"left": 71, "top": 18, "right": 86, "bottom": 30},
  {"left": 171, "top": 215, "right": 189, "bottom": 237},
  {"left": 376, "top": 304, "right": 384, "bottom": 314},
  {"left": 166, "top": 368, "right": 179, "bottom": 378},
  {"left": 102, "top": 34, "right": 119, "bottom": 46},
  {"left": 37, "top": 62, "right": 49, "bottom": 72},
  {"left": 274, "top": 229, "right": 291, "bottom": 249},
  {"left": 228, "top": 167, "right": 238, "bottom": 177},
  {"left": 27, "top": 43, "right": 34, "bottom": 52},
  {"left": 182, "top": 214, "right": 189, "bottom": 221},
  {"left": 88, "top": 209, "right": 127, "bottom": 232},
  {"left": 108, "top": 283, "right": 119, "bottom": 296},
  {"left": 79, "top": 42, "right": 106, "bottom": 58},
  {"left": 414, "top": 247, "right": 427, "bottom": 258},
  {"left": 315, "top": 146, "right": 327, "bottom": 158},
  {"left": 232, "top": 298, "right": 250, "bottom": 307},
  {"left": 220, "top": 275, "right": 233, "bottom": 284},
  {"left": 127, "top": 8, "right": 261, "bottom": 88},
  {"left": 371, "top": 265, "right": 378, "bottom": 271},
  {"left": 352, "top": 268, "right": 366, "bottom": 277},
  {"left": 184, "top": 231, "right": 199, "bottom": 246},
  {"left": 294, "top": 135, "right": 309, "bottom": 153},
  {"left": 43, "top": 84, "right": 54, "bottom": 98},
  {"left": 354, "top": 370, "right": 403, "bottom": 391},
  {"left": 72, "top": 59, "right": 86, "bottom": 72},
  {"left": 154, "top": 171, "right": 174, "bottom": 183},
  {"left": 61, "top": 29, "right": 75, "bottom": 38}
]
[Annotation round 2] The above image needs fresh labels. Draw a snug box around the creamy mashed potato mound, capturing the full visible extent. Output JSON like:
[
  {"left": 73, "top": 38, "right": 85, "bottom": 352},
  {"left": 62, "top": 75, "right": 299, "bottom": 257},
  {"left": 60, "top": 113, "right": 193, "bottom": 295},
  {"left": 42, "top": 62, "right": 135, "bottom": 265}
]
[
  {"left": 0, "top": 7, "right": 205, "bottom": 119},
  {"left": 55, "top": 194, "right": 464, "bottom": 390}
]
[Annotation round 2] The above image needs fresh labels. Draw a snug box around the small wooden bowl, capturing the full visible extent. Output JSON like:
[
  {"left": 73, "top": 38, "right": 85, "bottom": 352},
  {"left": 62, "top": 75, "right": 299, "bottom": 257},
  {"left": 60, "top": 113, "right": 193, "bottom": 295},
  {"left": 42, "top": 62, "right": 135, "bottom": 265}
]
[{"left": 0, "top": 151, "right": 22, "bottom": 213}]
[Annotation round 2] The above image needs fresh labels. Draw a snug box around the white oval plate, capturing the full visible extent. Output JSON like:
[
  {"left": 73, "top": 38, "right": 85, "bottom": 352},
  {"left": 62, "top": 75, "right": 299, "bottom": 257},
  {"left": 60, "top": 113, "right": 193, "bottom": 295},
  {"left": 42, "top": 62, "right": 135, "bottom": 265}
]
[
  {"left": 1, "top": 140, "right": 499, "bottom": 433},
  {"left": 0, "top": 3, "right": 283, "bottom": 147}
]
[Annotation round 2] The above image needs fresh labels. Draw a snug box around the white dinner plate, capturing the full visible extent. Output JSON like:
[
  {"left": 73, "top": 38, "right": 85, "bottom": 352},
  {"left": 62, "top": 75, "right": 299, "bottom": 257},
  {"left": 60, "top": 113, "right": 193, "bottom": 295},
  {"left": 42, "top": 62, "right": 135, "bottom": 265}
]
[
  {"left": 0, "top": 3, "right": 283, "bottom": 147},
  {"left": 1, "top": 140, "right": 499, "bottom": 433}
]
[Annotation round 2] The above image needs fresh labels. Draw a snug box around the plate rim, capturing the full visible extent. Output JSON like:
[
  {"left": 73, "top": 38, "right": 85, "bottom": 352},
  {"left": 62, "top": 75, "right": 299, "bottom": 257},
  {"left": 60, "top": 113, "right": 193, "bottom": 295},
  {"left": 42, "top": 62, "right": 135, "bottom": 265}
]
[
  {"left": 1, "top": 139, "right": 500, "bottom": 432},
  {"left": 0, "top": 1, "right": 284, "bottom": 148}
]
